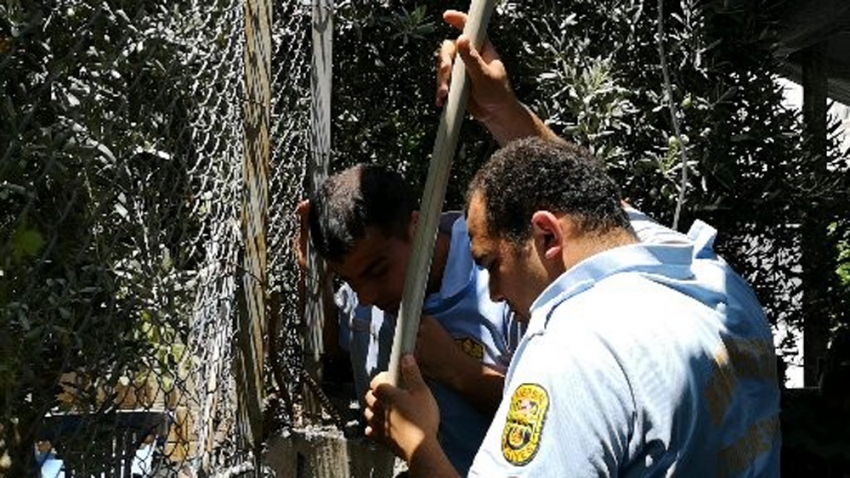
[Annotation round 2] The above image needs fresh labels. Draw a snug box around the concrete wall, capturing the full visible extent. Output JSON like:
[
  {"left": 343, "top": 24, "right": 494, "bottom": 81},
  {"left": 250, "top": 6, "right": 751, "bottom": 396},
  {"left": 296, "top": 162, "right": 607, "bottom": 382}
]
[{"left": 265, "top": 427, "right": 405, "bottom": 478}]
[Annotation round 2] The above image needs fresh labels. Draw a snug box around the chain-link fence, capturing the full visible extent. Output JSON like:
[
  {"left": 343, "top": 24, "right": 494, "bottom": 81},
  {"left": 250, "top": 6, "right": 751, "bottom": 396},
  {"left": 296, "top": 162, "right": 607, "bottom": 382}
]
[
  {"left": 4, "top": 0, "right": 850, "bottom": 476},
  {"left": 1, "top": 0, "right": 312, "bottom": 475}
]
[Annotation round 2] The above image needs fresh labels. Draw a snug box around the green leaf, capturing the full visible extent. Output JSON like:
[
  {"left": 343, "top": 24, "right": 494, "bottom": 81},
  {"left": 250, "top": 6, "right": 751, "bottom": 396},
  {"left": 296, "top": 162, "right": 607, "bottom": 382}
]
[{"left": 12, "top": 225, "right": 45, "bottom": 260}]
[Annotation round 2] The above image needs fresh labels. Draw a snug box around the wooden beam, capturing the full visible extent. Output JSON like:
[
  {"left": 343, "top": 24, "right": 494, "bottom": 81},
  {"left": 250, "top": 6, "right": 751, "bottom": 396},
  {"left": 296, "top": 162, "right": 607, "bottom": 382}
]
[
  {"left": 239, "top": 0, "right": 272, "bottom": 457},
  {"left": 800, "top": 41, "right": 831, "bottom": 387}
]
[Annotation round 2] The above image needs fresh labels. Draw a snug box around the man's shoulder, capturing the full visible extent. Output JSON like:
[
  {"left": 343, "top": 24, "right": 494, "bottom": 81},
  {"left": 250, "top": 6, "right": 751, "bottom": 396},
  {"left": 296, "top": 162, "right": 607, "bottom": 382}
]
[
  {"left": 440, "top": 210, "right": 464, "bottom": 234},
  {"left": 538, "top": 272, "right": 708, "bottom": 339}
]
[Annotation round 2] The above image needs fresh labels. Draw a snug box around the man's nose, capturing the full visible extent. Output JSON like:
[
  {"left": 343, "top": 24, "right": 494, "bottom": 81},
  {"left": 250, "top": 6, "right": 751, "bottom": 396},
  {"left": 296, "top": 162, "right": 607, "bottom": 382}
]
[{"left": 488, "top": 279, "right": 505, "bottom": 304}]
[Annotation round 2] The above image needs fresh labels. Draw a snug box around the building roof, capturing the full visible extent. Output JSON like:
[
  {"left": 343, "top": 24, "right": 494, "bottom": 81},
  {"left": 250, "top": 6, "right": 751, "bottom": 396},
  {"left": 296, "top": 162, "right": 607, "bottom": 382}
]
[{"left": 774, "top": 0, "right": 850, "bottom": 105}]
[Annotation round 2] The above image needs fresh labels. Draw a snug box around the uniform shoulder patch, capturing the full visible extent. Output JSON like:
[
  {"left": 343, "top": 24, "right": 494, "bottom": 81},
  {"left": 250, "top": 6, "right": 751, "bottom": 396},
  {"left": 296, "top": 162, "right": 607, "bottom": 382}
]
[
  {"left": 455, "top": 336, "right": 484, "bottom": 360},
  {"left": 501, "top": 383, "right": 550, "bottom": 466}
]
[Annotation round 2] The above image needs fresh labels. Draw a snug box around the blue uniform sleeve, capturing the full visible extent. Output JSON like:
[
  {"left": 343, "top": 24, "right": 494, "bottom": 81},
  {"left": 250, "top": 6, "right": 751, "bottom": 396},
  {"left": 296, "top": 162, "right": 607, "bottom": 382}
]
[{"left": 469, "top": 328, "right": 635, "bottom": 476}]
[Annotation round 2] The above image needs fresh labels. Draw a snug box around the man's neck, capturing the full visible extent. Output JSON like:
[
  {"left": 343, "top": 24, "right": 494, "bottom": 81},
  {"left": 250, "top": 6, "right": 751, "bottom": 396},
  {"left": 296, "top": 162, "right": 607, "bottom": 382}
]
[{"left": 563, "top": 228, "right": 639, "bottom": 271}]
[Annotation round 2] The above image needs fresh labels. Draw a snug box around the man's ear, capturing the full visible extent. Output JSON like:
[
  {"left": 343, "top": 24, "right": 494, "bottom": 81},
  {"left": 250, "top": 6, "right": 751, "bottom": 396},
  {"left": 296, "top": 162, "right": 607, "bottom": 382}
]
[{"left": 531, "top": 211, "right": 563, "bottom": 260}]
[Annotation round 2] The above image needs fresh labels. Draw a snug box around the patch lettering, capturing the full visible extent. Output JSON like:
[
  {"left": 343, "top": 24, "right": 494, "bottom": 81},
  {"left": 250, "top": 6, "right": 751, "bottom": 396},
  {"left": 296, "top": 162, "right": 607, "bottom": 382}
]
[{"left": 501, "top": 383, "right": 549, "bottom": 466}]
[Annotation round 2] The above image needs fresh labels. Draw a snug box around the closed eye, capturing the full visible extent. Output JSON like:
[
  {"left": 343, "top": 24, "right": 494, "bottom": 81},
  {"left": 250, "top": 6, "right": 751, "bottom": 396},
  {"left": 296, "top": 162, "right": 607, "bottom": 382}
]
[
  {"left": 361, "top": 257, "right": 388, "bottom": 280},
  {"left": 473, "top": 254, "right": 493, "bottom": 272},
  {"left": 366, "top": 265, "right": 387, "bottom": 279}
]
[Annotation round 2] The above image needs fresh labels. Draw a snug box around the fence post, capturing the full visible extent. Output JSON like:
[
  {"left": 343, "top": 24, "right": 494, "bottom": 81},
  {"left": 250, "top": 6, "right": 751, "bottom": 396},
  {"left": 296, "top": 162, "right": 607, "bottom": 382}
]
[
  {"left": 302, "top": 0, "right": 333, "bottom": 420},
  {"left": 239, "top": 0, "right": 272, "bottom": 465}
]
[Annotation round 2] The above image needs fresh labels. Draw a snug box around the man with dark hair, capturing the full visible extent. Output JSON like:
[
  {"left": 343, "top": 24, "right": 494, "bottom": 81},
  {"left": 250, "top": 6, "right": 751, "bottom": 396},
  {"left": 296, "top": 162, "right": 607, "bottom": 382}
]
[
  {"left": 365, "top": 137, "right": 781, "bottom": 477},
  {"left": 300, "top": 162, "right": 518, "bottom": 475},
  {"left": 309, "top": 164, "right": 416, "bottom": 266},
  {"left": 359, "top": 10, "right": 781, "bottom": 478},
  {"left": 466, "top": 139, "right": 631, "bottom": 249}
]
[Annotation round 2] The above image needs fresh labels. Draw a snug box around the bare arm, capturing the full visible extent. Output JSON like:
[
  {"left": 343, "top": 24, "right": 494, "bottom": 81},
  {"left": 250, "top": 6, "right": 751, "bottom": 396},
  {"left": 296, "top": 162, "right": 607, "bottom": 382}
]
[
  {"left": 408, "top": 437, "right": 460, "bottom": 478},
  {"left": 416, "top": 315, "right": 504, "bottom": 415},
  {"left": 294, "top": 199, "right": 346, "bottom": 363}
]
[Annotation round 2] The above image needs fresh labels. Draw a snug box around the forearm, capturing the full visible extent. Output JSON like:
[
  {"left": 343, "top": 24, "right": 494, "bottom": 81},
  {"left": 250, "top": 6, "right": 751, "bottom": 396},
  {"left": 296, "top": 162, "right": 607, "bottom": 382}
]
[
  {"left": 408, "top": 436, "right": 461, "bottom": 478},
  {"left": 320, "top": 267, "right": 343, "bottom": 358},
  {"left": 479, "top": 99, "right": 565, "bottom": 147},
  {"left": 442, "top": 356, "right": 505, "bottom": 416}
]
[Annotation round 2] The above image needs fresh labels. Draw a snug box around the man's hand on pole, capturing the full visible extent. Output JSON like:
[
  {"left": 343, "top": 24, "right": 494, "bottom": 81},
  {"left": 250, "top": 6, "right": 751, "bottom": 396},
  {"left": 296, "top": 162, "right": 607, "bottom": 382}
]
[
  {"left": 436, "top": 10, "right": 566, "bottom": 146},
  {"left": 365, "top": 354, "right": 440, "bottom": 462},
  {"left": 436, "top": 10, "right": 513, "bottom": 125}
]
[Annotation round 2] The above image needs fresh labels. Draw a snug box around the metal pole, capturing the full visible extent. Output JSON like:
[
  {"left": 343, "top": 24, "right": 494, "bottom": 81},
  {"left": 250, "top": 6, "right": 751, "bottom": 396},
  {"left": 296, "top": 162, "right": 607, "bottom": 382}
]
[{"left": 387, "top": 0, "right": 498, "bottom": 386}]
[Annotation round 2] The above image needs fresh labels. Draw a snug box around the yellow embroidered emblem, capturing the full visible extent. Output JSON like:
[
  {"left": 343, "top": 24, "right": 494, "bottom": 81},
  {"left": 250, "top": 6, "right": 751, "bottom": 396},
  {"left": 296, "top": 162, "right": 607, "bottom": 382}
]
[
  {"left": 455, "top": 337, "right": 484, "bottom": 360},
  {"left": 501, "top": 383, "right": 549, "bottom": 466}
]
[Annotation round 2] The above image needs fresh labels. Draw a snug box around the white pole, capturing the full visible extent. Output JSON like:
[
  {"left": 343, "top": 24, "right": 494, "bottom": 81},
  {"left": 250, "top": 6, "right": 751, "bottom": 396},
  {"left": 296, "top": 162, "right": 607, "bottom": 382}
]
[{"left": 387, "top": 0, "right": 498, "bottom": 386}]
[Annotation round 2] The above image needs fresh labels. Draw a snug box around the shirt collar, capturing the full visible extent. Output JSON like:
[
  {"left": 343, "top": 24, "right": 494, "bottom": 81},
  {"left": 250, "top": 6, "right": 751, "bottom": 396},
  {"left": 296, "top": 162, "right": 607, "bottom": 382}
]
[
  {"left": 424, "top": 215, "right": 473, "bottom": 305},
  {"left": 527, "top": 242, "right": 695, "bottom": 334}
]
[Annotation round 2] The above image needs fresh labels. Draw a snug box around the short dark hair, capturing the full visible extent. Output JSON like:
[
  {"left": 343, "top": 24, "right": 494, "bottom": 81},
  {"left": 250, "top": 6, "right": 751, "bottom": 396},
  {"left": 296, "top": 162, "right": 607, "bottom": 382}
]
[
  {"left": 466, "top": 137, "right": 631, "bottom": 246},
  {"left": 309, "top": 164, "right": 417, "bottom": 262}
]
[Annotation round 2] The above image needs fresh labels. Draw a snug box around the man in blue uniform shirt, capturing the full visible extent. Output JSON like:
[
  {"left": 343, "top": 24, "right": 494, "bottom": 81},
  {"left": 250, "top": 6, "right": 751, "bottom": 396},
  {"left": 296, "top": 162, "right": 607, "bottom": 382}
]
[
  {"left": 366, "top": 137, "right": 781, "bottom": 477},
  {"left": 304, "top": 165, "right": 515, "bottom": 474},
  {"left": 360, "top": 11, "right": 781, "bottom": 477},
  {"left": 330, "top": 213, "right": 524, "bottom": 410}
]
